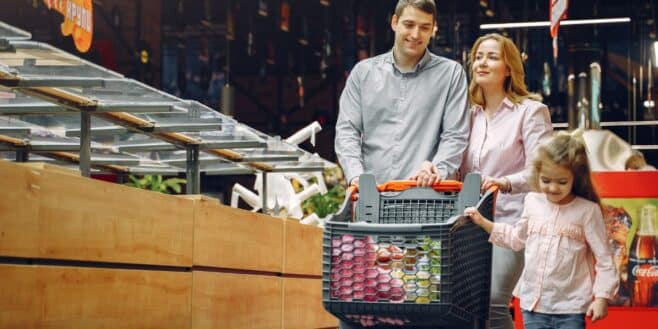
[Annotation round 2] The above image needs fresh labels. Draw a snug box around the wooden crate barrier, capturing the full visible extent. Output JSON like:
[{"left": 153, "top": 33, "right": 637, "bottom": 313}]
[
  {"left": 0, "top": 264, "right": 192, "bottom": 329},
  {"left": 0, "top": 161, "right": 337, "bottom": 328},
  {"left": 0, "top": 160, "right": 195, "bottom": 266},
  {"left": 283, "top": 277, "right": 337, "bottom": 329},
  {"left": 283, "top": 218, "right": 324, "bottom": 276},
  {"left": 192, "top": 272, "right": 283, "bottom": 329},
  {"left": 192, "top": 196, "right": 283, "bottom": 273},
  {"left": 0, "top": 161, "right": 40, "bottom": 258}
]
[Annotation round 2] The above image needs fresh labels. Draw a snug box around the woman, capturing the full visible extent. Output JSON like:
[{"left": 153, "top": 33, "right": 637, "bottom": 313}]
[{"left": 415, "top": 33, "right": 553, "bottom": 329}]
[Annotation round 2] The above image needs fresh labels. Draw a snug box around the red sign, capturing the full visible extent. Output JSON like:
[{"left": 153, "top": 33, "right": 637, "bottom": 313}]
[
  {"left": 549, "top": 0, "right": 567, "bottom": 60},
  {"left": 549, "top": 0, "right": 568, "bottom": 38}
]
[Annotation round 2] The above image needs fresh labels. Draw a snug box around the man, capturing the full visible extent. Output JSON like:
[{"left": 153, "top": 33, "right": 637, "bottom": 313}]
[{"left": 335, "top": 0, "right": 469, "bottom": 189}]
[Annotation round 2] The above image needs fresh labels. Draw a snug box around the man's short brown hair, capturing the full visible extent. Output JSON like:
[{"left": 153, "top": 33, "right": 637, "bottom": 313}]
[{"left": 394, "top": 0, "right": 437, "bottom": 19}]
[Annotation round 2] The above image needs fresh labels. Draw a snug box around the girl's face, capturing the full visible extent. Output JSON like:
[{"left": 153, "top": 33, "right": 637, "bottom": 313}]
[
  {"left": 538, "top": 160, "right": 575, "bottom": 205},
  {"left": 472, "top": 38, "right": 510, "bottom": 90}
]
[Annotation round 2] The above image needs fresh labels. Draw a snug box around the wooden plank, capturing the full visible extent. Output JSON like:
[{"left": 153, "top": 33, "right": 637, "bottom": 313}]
[
  {"left": 0, "top": 160, "right": 40, "bottom": 257},
  {"left": 39, "top": 266, "right": 192, "bottom": 329},
  {"left": 192, "top": 271, "right": 282, "bottom": 329},
  {"left": 0, "top": 264, "right": 40, "bottom": 329},
  {"left": 17, "top": 162, "right": 79, "bottom": 176},
  {"left": 282, "top": 277, "right": 338, "bottom": 329},
  {"left": 0, "top": 264, "right": 192, "bottom": 328},
  {"left": 194, "top": 198, "right": 283, "bottom": 272},
  {"left": 37, "top": 169, "right": 194, "bottom": 266},
  {"left": 282, "top": 219, "right": 324, "bottom": 275}
]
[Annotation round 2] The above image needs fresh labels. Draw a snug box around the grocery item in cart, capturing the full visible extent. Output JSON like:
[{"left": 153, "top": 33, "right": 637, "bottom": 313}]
[{"left": 330, "top": 235, "right": 442, "bottom": 304}]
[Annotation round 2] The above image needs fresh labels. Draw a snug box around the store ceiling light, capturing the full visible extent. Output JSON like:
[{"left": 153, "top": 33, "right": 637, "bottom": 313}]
[{"left": 480, "top": 17, "right": 630, "bottom": 30}]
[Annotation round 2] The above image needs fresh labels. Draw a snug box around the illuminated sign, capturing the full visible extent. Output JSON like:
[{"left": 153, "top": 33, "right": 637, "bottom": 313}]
[{"left": 44, "top": 0, "right": 93, "bottom": 53}]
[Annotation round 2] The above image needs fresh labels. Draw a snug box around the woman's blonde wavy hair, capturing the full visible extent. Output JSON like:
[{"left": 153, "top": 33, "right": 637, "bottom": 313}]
[{"left": 468, "top": 33, "right": 541, "bottom": 107}]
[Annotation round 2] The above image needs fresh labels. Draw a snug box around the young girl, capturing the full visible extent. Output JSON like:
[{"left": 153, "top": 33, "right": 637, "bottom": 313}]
[{"left": 464, "top": 130, "right": 619, "bottom": 329}]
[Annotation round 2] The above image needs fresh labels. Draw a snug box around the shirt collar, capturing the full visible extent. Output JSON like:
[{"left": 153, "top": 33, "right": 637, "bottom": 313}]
[
  {"left": 386, "top": 49, "right": 431, "bottom": 73},
  {"left": 501, "top": 97, "right": 515, "bottom": 110},
  {"left": 473, "top": 97, "right": 516, "bottom": 113}
]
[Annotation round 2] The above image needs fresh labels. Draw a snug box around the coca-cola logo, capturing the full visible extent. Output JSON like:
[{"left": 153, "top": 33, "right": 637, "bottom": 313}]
[{"left": 632, "top": 265, "right": 658, "bottom": 278}]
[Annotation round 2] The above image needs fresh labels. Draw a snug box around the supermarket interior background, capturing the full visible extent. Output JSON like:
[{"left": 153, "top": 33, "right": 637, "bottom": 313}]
[
  {"left": 1, "top": 1, "right": 658, "bottom": 329},
  {"left": 1, "top": 0, "right": 656, "bottom": 171}
]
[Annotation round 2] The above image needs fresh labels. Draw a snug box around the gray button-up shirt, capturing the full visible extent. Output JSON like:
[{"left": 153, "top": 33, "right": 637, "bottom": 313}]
[{"left": 335, "top": 50, "right": 470, "bottom": 184}]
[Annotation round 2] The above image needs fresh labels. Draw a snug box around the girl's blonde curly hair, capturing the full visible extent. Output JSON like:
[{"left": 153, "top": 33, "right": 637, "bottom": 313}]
[{"left": 529, "top": 129, "right": 600, "bottom": 204}]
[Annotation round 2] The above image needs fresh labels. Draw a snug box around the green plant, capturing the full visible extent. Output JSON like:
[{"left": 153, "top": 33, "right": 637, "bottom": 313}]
[
  {"left": 302, "top": 184, "right": 346, "bottom": 218},
  {"left": 125, "top": 175, "right": 187, "bottom": 194}
]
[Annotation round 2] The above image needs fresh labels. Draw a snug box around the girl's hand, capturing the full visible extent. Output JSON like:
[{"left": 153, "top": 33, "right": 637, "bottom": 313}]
[
  {"left": 586, "top": 298, "right": 609, "bottom": 323},
  {"left": 464, "top": 207, "right": 484, "bottom": 225},
  {"left": 464, "top": 207, "right": 494, "bottom": 233}
]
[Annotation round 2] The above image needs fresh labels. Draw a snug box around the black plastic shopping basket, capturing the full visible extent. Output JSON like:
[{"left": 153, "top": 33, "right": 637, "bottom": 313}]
[{"left": 322, "top": 173, "right": 497, "bottom": 328}]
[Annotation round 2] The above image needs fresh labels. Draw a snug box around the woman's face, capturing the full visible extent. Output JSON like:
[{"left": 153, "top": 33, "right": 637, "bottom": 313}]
[{"left": 472, "top": 38, "right": 510, "bottom": 91}]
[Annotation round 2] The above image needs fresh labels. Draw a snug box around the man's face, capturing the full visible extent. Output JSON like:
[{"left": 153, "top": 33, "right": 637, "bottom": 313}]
[{"left": 391, "top": 6, "right": 435, "bottom": 62}]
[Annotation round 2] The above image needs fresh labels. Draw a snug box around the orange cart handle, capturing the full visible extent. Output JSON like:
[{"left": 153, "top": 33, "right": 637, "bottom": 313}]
[
  {"left": 350, "top": 180, "right": 463, "bottom": 194},
  {"left": 348, "top": 180, "right": 496, "bottom": 202},
  {"left": 349, "top": 180, "right": 462, "bottom": 201},
  {"left": 377, "top": 180, "right": 463, "bottom": 192}
]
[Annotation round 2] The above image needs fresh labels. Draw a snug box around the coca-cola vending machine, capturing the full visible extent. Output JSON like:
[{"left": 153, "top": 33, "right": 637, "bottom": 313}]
[
  {"left": 597, "top": 174, "right": 658, "bottom": 308},
  {"left": 591, "top": 171, "right": 658, "bottom": 328}
]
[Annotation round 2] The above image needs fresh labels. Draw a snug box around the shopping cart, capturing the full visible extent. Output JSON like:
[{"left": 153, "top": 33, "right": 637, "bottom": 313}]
[{"left": 322, "top": 173, "right": 497, "bottom": 328}]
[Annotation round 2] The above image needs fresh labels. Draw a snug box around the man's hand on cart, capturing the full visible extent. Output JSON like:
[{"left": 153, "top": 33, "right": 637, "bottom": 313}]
[{"left": 411, "top": 160, "right": 441, "bottom": 187}]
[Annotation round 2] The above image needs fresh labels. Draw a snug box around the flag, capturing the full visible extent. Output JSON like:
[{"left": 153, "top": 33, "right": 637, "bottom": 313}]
[{"left": 549, "top": 0, "right": 568, "bottom": 62}]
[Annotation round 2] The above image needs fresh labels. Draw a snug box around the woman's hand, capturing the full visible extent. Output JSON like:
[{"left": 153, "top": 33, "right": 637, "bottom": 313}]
[
  {"left": 481, "top": 176, "right": 511, "bottom": 193},
  {"left": 586, "top": 298, "right": 609, "bottom": 323},
  {"left": 411, "top": 161, "right": 441, "bottom": 187}
]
